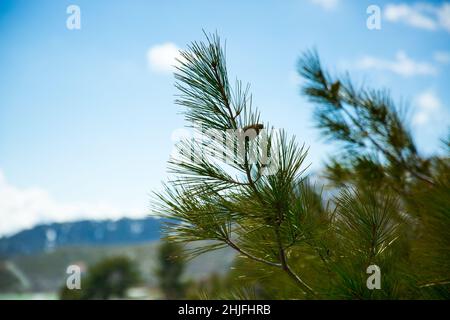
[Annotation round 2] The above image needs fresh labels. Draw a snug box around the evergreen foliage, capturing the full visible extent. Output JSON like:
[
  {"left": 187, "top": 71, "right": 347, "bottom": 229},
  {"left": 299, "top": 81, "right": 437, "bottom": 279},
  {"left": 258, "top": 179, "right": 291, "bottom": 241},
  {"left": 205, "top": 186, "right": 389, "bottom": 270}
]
[
  {"left": 60, "top": 256, "right": 140, "bottom": 300},
  {"left": 155, "top": 240, "right": 187, "bottom": 299},
  {"left": 153, "top": 33, "right": 450, "bottom": 299}
]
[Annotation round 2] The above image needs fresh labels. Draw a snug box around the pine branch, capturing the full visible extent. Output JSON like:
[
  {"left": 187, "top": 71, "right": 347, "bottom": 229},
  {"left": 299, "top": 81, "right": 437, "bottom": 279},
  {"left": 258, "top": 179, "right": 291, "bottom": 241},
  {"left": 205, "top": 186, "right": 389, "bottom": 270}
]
[
  {"left": 297, "top": 50, "right": 435, "bottom": 187},
  {"left": 154, "top": 33, "right": 318, "bottom": 296}
]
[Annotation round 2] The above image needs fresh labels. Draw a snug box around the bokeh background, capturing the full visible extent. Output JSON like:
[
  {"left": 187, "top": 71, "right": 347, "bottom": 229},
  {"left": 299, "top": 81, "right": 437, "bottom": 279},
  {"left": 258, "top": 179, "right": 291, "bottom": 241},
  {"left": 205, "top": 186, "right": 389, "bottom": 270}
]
[{"left": 0, "top": 0, "right": 449, "bottom": 299}]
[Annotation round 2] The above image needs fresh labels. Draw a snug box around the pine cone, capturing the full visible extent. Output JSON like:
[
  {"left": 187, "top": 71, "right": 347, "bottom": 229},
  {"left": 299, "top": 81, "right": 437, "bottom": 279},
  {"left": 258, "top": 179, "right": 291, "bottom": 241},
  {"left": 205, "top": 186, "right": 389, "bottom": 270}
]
[{"left": 242, "top": 124, "right": 264, "bottom": 134}]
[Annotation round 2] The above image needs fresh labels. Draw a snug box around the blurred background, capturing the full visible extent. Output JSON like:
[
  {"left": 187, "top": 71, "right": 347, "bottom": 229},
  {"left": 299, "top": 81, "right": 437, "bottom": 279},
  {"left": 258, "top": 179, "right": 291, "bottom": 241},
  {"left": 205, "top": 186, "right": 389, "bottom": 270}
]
[{"left": 0, "top": 0, "right": 449, "bottom": 299}]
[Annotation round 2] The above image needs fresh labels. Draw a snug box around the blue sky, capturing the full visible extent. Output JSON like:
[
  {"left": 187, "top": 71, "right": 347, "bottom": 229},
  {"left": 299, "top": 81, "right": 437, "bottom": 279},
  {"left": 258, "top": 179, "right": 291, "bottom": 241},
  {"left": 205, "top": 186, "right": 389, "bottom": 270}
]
[{"left": 0, "top": 0, "right": 449, "bottom": 236}]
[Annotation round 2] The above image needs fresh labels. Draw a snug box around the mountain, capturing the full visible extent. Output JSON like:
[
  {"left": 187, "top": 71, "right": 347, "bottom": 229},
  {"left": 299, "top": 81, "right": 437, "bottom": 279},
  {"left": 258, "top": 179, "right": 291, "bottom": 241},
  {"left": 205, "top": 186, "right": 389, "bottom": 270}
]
[
  {"left": 0, "top": 218, "right": 236, "bottom": 294},
  {"left": 0, "top": 218, "right": 163, "bottom": 257}
]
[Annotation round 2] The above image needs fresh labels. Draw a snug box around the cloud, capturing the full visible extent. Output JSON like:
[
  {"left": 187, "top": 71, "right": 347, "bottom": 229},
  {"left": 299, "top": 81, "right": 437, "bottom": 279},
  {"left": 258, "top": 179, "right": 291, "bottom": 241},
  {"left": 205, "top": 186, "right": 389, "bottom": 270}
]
[
  {"left": 434, "top": 51, "right": 450, "bottom": 64},
  {"left": 0, "top": 170, "right": 146, "bottom": 237},
  {"left": 309, "top": 0, "right": 339, "bottom": 11},
  {"left": 438, "top": 3, "right": 450, "bottom": 31},
  {"left": 413, "top": 90, "right": 442, "bottom": 126},
  {"left": 355, "top": 51, "right": 437, "bottom": 77},
  {"left": 384, "top": 2, "right": 450, "bottom": 33},
  {"left": 384, "top": 3, "right": 437, "bottom": 30},
  {"left": 147, "top": 42, "right": 182, "bottom": 73}
]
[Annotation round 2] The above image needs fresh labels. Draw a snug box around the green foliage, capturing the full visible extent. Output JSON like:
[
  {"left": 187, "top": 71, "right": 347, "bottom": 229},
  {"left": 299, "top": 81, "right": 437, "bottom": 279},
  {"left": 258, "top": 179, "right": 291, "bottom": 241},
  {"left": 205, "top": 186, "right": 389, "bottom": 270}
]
[
  {"left": 60, "top": 256, "right": 140, "bottom": 300},
  {"left": 297, "top": 49, "right": 435, "bottom": 190},
  {"left": 154, "top": 32, "right": 319, "bottom": 297},
  {"left": 59, "top": 284, "right": 83, "bottom": 300},
  {"left": 0, "top": 262, "right": 22, "bottom": 293},
  {"left": 155, "top": 240, "right": 187, "bottom": 299},
  {"left": 153, "top": 33, "right": 450, "bottom": 299}
]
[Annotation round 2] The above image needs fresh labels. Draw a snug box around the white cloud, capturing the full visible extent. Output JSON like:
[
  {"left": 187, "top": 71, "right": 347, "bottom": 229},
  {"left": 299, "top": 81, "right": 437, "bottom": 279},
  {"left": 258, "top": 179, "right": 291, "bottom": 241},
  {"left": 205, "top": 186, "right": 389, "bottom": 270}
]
[
  {"left": 355, "top": 51, "right": 437, "bottom": 77},
  {"left": 417, "top": 90, "right": 441, "bottom": 111},
  {"left": 0, "top": 170, "right": 146, "bottom": 237},
  {"left": 384, "top": 2, "right": 450, "bottom": 33},
  {"left": 438, "top": 3, "right": 450, "bottom": 32},
  {"left": 413, "top": 90, "right": 442, "bottom": 126},
  {"left": 433, "top": 51, "right": 450, "bottom": 64},
  {"left": 309, "top": 0, "right": 339, "bottom": 11},
  {"left": 147, "top": 42, "right": 182, "bottom": 73},
  {"left": 384, "top": 3, "right": 437, "bottom": 30}
]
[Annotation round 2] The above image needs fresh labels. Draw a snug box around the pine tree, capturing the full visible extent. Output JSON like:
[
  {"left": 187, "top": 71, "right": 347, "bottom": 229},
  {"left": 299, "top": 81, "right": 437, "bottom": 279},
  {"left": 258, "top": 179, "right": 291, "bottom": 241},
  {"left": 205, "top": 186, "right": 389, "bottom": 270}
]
[
  {"left": 155, "top": 240, "right": 186, "bottom": 299},
  {"left": 298, "top": 50, "right": 450, "bottom": 298},
  {"left": 153, "top": 33, "right": 450, "bottom": 299},
  {"left": 60, "top": 256, "right": 140, "bottom": 300}
]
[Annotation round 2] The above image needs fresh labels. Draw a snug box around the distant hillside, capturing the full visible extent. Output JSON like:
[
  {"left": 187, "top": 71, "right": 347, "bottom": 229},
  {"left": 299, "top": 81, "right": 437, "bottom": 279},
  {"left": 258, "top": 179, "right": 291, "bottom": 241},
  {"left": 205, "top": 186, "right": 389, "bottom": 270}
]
[
  {"left": 0, "top": 218, "right": 236, "bottom": 294},
  {"left": 0, "top": 241, "right": 235, "bottom": 293},
  {"left": 0, "top": 218, "right": 163, "bottom": 257}
]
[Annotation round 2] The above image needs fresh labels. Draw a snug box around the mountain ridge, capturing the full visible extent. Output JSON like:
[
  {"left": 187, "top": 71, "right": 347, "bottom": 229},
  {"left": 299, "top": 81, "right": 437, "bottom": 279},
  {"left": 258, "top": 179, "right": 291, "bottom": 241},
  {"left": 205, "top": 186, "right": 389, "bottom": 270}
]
[{"left": 0, "top": 217, "right": 163, "bottom": 257}]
